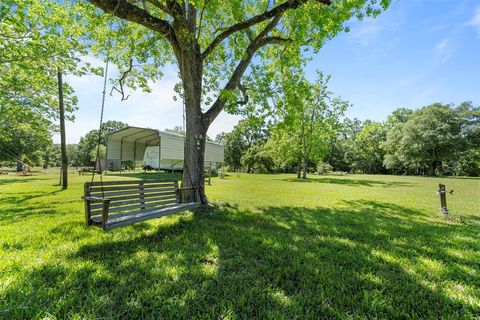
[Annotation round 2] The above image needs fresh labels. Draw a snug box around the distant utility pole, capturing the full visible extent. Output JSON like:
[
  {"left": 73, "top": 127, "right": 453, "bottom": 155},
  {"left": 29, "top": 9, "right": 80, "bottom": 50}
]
[{"left": 57, "top": 70, "right": 68, "bottom": 189}]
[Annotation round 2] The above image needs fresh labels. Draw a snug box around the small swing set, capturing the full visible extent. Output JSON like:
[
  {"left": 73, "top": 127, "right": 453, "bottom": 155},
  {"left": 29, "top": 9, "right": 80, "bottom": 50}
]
[{"left": 82, "top": 56, "right": 202, "bottom": 231}]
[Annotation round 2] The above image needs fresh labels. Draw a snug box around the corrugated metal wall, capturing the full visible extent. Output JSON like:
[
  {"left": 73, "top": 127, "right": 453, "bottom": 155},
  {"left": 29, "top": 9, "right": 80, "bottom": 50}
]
[
  {"left": 205, "top": 142, "right": 224, "bottom": 162},
  {"left": 107, "top": 139, "right": 152, "bottom": 161},
  {"left": 160, "top": 134, "right": 184, "bottom": 160},
  {"left": 106, "top": 130, "right": 224, "bottom": 164},
  {"left": 106, "top": 139, "right": 121, "bottom": 160}
]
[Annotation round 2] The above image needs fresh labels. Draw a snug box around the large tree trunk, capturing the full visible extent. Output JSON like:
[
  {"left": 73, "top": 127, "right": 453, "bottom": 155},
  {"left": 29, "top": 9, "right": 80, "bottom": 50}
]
[
  {"left": 177, "top": 42, "right": 209, "bottom": 204},
  {"left": 431, "top": 160, "right": 437, "bottom": 176},
  {"left": 302, "top": 156, "right": 307, "bottom": 179},
  {"left": 183, "top": 115, "right": 208, "bottom": 203}
]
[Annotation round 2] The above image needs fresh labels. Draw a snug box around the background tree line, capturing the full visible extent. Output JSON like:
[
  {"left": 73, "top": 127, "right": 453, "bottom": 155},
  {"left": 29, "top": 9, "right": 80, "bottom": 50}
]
[{"left": 217, "top": 101, "right": 480, "bottom": 177}]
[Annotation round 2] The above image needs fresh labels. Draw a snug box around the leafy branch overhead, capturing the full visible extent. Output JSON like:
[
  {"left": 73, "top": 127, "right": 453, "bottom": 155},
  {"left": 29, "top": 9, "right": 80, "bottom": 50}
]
[
  {"left": 0, "top": 0, "right": 105, "bottom": 124},
  {"left": 84, "top": 0, "right": 390, "bottom": 122}
]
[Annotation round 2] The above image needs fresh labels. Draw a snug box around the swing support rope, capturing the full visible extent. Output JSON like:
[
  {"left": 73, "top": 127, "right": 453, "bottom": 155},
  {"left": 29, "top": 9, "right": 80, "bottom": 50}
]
[
  {"left": 89, "top": 34, "right": 201, "bottom": 203},
  {"left": 90, "top": 53, "right": 110, "bottom": 198}
]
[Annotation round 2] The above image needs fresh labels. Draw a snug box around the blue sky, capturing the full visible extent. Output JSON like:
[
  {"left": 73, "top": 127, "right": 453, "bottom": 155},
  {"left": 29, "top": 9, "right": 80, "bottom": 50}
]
[
  {"left": 56, "top": 0, "right": 480, "bottom": 144},
  {"left": 308, "top": 0, "right": 480, "bottom": 122}
]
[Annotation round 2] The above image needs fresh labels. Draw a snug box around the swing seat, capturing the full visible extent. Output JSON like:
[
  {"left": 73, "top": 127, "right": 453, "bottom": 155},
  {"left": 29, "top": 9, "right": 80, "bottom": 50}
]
[{"left": 82, "top": 179, "right": 201, "bottom": 230}]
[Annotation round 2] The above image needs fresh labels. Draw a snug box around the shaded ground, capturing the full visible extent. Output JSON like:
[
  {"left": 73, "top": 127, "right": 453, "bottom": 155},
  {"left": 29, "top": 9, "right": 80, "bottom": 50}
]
[{"left": 0, "top": 173, "right": 479, "bottom": 319}]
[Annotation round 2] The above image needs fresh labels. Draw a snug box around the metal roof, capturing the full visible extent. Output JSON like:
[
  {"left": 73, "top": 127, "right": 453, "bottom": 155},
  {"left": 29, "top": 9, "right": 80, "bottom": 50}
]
[
  {"left": 107, "top": 126, "right": 159, "bottom": 143},
  {"left": 106, "top": 126, "right": 224, "bottom": 146}
]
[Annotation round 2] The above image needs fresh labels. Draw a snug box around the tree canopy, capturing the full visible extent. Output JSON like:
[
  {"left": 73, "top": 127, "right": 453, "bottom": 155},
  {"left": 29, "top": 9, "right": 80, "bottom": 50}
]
[
  {"left": 76, "top": 121, "right": 128, "bottom": 166},
  {"left": 70, "top": 0, "right": 391, "bottom": 202},
  {"left": 218, "top": 101, "right": 480, "bottom": 177},
  {"left": 0, "top": 0, "right": 101, "bottom": 123}
]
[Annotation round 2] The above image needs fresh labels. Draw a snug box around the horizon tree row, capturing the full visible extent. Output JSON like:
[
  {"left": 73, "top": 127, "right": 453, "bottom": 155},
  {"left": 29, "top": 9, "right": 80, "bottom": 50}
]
[{"left": 217, "top": 101, "right": 480, "bottom": 177}]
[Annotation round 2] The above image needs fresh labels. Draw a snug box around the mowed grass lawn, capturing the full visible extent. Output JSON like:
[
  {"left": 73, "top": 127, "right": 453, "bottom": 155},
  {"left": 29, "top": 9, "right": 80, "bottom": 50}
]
[{"left": 1, "top": 171, "right": 479, "bottom": 319}]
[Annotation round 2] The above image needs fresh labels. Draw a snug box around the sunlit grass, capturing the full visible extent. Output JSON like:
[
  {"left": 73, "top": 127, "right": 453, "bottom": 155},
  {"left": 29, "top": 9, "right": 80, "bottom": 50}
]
[{"left": 1, "top": 170, "right": 479, "bottom": 318}]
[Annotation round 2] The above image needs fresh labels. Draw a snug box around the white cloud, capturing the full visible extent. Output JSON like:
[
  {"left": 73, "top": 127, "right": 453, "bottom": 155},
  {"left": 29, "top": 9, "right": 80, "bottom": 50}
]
[
  {"left": 347, "top": 20, "right": 382, "bottom": 46},
  {"left": 434, "top": 39, "right": 452, "bottom": 63},
  {"left": 208, "top": 112, "right": 242, "bottom": 138},
  {"left": 346, "top": 2, "right": 406, "bottom": 47},
  {"left": 467, "top": 7, "right": 480, "bottom": 38},
  {"left": 54, "top": 58, "right": 240, "bottom": 144}
]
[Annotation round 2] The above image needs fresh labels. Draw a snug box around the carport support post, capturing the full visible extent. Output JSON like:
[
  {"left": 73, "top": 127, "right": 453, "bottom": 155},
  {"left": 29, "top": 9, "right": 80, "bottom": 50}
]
[
  {"left": 120, "top": 137, "right": 125, "bottom": 173},
  {"left": 133, "top": 139, "right": 137, "bottom": 173},
  {"left": 208, "top": 162, "right": 211, "bottom": 186},
  {"left": 158, "top": 133, "right": 161, "bottom": 173},
  {"left": 105, "top": 135, "right": 109, "bottom": 174}
]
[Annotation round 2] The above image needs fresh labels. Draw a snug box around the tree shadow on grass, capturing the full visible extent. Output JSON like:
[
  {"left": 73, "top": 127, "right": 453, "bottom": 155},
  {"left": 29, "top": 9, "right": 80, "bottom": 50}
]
[
  {"left": 1, "top": 201, "right": 479, "bottom": 319},
  {"left": 0, "top": 176, "right": 51, "bottom": 186},
  {"left": 461, "top": 214, "right": 480, "bottom": 226},
  {"left": 280, "top": 177, "right": 415, "bottom": 188},
  {"left": 0, "top": 190, "right": 67, "bottom": 222}
]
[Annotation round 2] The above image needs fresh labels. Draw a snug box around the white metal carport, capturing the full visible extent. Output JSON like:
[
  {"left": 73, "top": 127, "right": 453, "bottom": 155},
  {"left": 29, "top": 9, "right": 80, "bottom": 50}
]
[{"left": 105, "top": 126, "right": 224, "bottom": 172}]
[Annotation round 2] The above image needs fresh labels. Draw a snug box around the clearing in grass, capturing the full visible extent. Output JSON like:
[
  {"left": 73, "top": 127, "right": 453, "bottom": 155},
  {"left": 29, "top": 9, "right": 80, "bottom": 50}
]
[{"left": 0, "top": 172, "right": 479, "bottom": 318}]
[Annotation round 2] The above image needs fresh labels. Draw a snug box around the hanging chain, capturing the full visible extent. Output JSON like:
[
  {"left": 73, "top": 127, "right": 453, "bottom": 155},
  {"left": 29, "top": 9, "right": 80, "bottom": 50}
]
[{"left": 91, "top": 52, "right": 110, "bottom": 199}]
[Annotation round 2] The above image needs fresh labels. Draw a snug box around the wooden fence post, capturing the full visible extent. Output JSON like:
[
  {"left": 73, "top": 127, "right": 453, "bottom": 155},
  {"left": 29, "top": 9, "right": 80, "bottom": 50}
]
[{"left": 438, "top": 184, "right": 448, "bottom": 219}]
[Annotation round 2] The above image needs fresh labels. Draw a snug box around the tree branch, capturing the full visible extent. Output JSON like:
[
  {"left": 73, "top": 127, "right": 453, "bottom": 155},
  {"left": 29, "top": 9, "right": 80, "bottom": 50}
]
[
  {"left": 186, "top": 0, "right": 197, "bottom": 31},
  {"left": 166, "top": 0, "right": 184, "bottom": 18},
  {"left": 196, "top": 0, "right": 209, "bottom": 41},
  {"left": 203, "top": 16, "right": 291, "bottom": 124},
  {"left": 201, "top": 0, "right": 330, "bottom": 60},
  {"left": 88, "top": 0, "right": 178, "bottom": 46},
  {"left": 235, "top": 82, "right": 249, "bottom": 106},
  {"left": 110, "top": 57, "right": 134, "bottom": 101},
  {"left": 145, "top": 0, "right": 170, "bottom": 14}
]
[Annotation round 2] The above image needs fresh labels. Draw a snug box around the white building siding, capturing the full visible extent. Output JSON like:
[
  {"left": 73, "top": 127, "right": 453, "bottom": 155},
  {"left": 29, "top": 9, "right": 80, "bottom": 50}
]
[
  {"left": 134, "top": 143, "right": 147, "bottom": 161},
  {"left": 106, "top": 139, "right": 121, "bottom": 160},
  {"left": 121, "top": 141, "right": 135, "bottom": 161},
  {"left": 205, "top": 142, "right": 224, "bottom": 162},
  {"left": 106, "top": 128, "right": 224, "bottom": 168},
  {"left": 107, "top": 139, "right": 153, "bottom": 161},
  {"left": 160, "top": 134, "right": 184, "bottom": 160}
]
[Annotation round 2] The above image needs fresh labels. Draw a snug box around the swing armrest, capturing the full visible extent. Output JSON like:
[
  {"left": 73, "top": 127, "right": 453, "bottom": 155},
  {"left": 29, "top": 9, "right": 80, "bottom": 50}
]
[
  {"left": 82, "top": 196, "right": 111, "bottom": 229},
  {"left": 177, "top": 187, "right": 200, "bottom": 203},
  {"left": 82, "top": 196, "right": 111, "bottom": 203}
]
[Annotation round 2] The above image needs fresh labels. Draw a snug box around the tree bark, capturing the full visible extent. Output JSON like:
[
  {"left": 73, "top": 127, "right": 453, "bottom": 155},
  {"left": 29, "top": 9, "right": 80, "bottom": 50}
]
[
  {"left": 58, "top": 70, "right": 68, "bottom": 190},
  {"left": 182, "top": 115, "right": 208, "bottom": 203},
  {"left": 302, "top": 156, "right": 307, "bottom": 179},
  {"left": 176, "top": 40, "right": 209, "bottom": 203}
]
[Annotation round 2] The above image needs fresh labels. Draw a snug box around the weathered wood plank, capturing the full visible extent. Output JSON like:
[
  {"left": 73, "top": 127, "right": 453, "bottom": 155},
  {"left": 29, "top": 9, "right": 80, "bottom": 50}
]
[
  {"left": 90, "top": 194, "right": 178, "bottom": 210},
  {"left": 90, "top": 198, "right": 179, "bottom": 216},
  {"left": 89, "top": 192, "right": 177, "bottom": 205},
  {"left": 91, "top": 202, "right": 197, "bottom": 223},
  {"left": 101, "top": 189, "right": 176, "bottom": 198},
  {"left": 106, "top": 200, "right": 179, "bottom": 214},
  {"left": 88, "top": 188, "right": 176, "bottom": 198},
  {"left": 101, "top": 200, "right": 110, "bottom": 229},
  {"left": 139, "top": 180, "right": 146, "bottom": 210},
  {"left": 87, "top": 184, "right": 175, "bottom": 193},
  {"left": 86, "top": 179, "right": 177, "bottom": 186},
  {"left": 101, "top": 203, "right": 202, "bottom": 230},
  {"left": 84, "top": 182, "right": 91, "bottom": 225},
  {"left": 83, "top": 179, "right": 202, "bottom": 230}
]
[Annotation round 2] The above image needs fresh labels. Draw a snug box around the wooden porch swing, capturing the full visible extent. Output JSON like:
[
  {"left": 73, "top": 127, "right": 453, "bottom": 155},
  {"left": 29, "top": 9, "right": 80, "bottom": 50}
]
[
  {"left": 82, "top": 56, "right": 202, "bottom": 231},
  {"left": 83, "top": 179, "right": 201, "bottom": 230}
]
